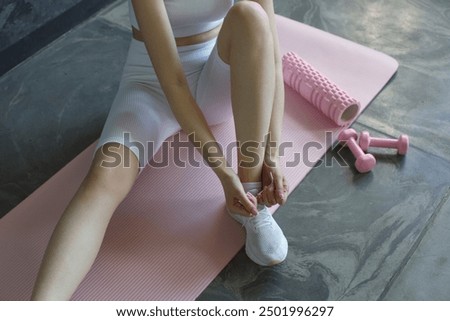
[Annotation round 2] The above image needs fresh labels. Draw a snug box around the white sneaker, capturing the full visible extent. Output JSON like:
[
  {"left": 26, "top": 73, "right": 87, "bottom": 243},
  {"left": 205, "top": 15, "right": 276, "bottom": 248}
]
[{"left": 228, "top": 204, "right": 288, "bottom": 266}]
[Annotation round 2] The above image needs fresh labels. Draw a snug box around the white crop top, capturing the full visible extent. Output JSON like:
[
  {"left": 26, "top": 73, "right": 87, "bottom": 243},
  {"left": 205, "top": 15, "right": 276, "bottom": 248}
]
[{"left": 128, "top": 0, "right": 234, "bottom": 38}]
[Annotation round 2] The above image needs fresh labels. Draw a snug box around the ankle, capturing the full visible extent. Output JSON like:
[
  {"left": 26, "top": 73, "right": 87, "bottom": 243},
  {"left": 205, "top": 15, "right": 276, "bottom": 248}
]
[{"left": 242, "top": 181, "right": 262, "bottom": 195}]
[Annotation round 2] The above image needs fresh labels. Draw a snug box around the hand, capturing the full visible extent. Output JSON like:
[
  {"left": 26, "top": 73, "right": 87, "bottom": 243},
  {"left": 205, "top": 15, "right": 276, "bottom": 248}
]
[
  {"left": 257, "top": 157, "right": 289, "bottom": 207},
  {"left": 221, "top": 171, "right": 258, "bottom": 217}
]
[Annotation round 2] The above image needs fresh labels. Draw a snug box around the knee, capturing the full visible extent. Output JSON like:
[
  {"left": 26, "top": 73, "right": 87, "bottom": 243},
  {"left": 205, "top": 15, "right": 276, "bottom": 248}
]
[
  {"left": 227, "top": 1, "right": 272, "bottom": 43},
  {"left": 83, "top": 143, "right": 139, "bottom": 200}
]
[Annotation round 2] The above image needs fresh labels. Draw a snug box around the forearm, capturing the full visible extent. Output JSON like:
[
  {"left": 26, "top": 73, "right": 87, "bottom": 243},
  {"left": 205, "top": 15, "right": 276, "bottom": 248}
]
[
  {"left": 165, "top": 83, "right": 234, "bottom": 181},
  {"left": 130, "top": 0, "right": 234, "bottom": 182}
]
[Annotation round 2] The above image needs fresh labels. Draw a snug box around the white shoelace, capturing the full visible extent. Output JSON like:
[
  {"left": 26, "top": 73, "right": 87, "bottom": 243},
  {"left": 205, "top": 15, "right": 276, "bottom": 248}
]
[{"left": 241, "top": 212, "right": 273, "bottom": 232}]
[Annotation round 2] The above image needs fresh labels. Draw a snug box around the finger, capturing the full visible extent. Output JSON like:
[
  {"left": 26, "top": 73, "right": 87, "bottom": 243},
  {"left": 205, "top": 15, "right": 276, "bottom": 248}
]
[
  {"left": 240, "top": 194, "right": 258, "bottom": 216},
  {"left": 283, "top": 178, "right": 289, "bottom": 196},
  {"left": 259, "top": 185, "right": 274, "bottom": 206},
  {"left": 257, "top": 188, "right": 270, "bottom": 207},
  {"left": 268, "top": 170, "right": 274, "bottom": 185},
  {"left": 256, "top": 191, "right": 263, "bottom": 203},
  {"left": 231, "top": 197, "right": 255, "bottom": 217},
  {"left": 273, "top": 174, "right": 285, "bottom": 205},
  {"left": 266, "top": 184, "right": 277, "bottom": 206},
  {"left": 283, "top": 175, "right": 289, "bottom": 191},
  {"left": 258, "top": 186, "right": 270, "bottom": 206},
  {"left": 229, "top": 201, "right": 247, "bottom": 216},
  {"left": 246, "top": 192, "right": 258, "bottom": 208}
]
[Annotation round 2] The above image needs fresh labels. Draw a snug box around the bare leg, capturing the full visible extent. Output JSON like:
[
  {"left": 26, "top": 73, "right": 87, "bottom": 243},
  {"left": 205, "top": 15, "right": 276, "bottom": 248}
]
[
  {"left": 216, "top": 2, "right": 288, "bottom": 266},
  {"left": 31, "top": 143, "right": 139, "bottom": 300},
  {"left": 217, "top": 1, "right": 275, "bottom": 183}
]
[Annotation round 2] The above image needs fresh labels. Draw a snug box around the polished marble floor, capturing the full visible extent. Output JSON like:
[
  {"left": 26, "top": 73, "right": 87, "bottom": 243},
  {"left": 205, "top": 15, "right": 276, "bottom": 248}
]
[{"left": 1, "top": 0, "right": 449, "bottom": 300}]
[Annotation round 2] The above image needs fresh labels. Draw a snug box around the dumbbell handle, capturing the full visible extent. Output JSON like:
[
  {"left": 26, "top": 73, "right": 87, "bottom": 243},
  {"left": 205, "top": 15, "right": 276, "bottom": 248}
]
[
  {"left": 347, "top": 138, "right": 365, "bottom": 158},
  {"left": 367, "top": 137, "right": 400, "bottom": 148},
  {"left": 359, "top": 131, "right": 409, "bottom": 155}
]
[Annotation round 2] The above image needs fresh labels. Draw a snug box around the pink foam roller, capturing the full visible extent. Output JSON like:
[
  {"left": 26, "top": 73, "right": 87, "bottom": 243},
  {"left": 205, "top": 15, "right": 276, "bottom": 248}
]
[{"left": 282, "top": 51, "right": 361, "bottom": 126}]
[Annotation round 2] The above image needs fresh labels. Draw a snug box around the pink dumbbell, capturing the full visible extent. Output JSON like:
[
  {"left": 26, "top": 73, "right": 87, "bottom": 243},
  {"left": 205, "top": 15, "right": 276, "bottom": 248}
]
[
  {"left": 359, "top": 131, "right": 409, "bottom": 155},
  {"left": 338, "top": 129, "right": 376, "bottom": 173}
]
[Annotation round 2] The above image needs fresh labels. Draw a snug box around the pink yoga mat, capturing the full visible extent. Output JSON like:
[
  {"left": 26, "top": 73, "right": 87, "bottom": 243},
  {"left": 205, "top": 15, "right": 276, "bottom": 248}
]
[{"left": 0, "top": 15, "right": 398, "bottom": 300}]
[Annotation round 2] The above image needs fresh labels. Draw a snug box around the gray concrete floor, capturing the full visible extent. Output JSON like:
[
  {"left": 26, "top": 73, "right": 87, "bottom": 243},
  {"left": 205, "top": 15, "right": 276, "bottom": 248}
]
[{"left": 1, "top": 0, "right": 449, "bottom": 300}]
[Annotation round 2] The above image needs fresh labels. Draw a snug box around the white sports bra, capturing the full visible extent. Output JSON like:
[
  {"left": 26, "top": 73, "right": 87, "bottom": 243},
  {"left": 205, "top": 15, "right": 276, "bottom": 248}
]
[{"left": 128, "top": 0, "right": 234, "bottom": 38}]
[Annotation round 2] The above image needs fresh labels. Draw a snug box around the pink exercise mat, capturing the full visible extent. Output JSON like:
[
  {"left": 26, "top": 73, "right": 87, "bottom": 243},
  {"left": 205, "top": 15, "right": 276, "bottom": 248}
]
[{"left": 0, "top": 15, "right": 398, "bottom": 301}]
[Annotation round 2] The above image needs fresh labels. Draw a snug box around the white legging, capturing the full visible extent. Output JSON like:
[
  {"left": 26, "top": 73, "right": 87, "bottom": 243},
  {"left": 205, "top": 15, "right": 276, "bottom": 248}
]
[{"left": 95, "top": 37, "right": 232, "bottom": 172}]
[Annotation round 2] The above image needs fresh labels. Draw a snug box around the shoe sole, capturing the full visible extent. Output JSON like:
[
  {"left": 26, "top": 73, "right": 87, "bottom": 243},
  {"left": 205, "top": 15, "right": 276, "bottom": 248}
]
[{"left": 246, "top": 235, "right": 288, "bottom": 266}]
